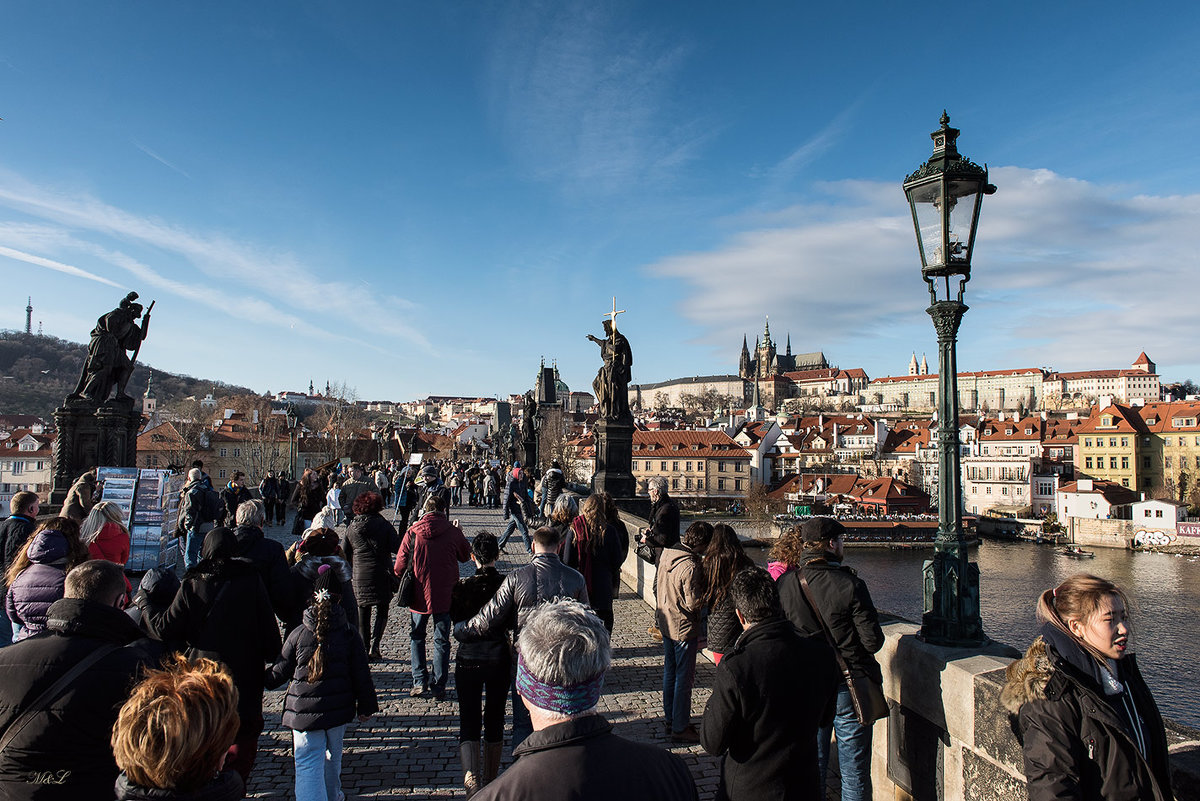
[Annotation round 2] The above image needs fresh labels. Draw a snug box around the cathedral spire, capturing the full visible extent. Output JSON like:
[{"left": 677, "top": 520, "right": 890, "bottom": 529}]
[
  {"left": 763, "top": 316, "right": 772, "bottom": 347},
  {"left": 786, "top": 333, "right": 791, "bottom": 357}
]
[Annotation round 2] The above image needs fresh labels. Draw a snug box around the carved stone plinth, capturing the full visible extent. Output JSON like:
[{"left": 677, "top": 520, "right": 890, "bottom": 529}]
[
  {"left": 50, "top": 397, "right": 142, "bottom": 506},
  {"left": 592, "top": 418, "right": 635, "bottom": 499}
]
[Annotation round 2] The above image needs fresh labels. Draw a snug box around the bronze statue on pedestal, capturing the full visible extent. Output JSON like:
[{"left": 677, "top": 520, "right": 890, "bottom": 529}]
[{"left": 70, "top": 292, "right": 154, "bottom": 403}]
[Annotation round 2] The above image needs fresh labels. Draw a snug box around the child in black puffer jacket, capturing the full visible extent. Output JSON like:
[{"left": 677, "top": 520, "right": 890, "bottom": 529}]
[{"left": 266, "top": 564, "right": 377, "bottom": 801}]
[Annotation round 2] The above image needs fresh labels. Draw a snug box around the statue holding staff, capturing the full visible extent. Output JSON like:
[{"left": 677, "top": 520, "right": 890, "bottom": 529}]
[
  {"left": 587, "top": 298, "right": 633, "bottom": 422},
  {"left": 71, "top": 292, "right": 154, "bottom": 403}
]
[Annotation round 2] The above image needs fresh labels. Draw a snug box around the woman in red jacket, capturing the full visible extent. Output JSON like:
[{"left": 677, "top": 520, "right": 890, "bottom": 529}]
[{"left": 81, "top": 500, "right": 131, "bottom": 566}]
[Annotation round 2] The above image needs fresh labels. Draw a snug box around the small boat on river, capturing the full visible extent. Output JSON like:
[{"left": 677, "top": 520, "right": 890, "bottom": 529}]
[{"left": 1060, "top": 545, "right": 1095, "bottom": 558}]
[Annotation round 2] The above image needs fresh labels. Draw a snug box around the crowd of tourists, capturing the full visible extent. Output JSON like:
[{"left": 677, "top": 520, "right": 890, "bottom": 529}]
[{"left": 0, "top": 458, "right": 1177, "bottom": 801}]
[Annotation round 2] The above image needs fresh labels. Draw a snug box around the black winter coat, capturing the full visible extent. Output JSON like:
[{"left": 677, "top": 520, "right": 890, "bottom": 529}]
[
  {"left": 454, "top": 554, "right": 588, "bottom": 643},
  {"left": 449, "top": 566, "right": 509, "bottom": 664},
  {"left": 219, "top": 485, "right": 252, "bottom": 527},
  {"left": 473, "top": 714, "right": 697, "bottom": 801},
  {"left": 265, "top": 604, "right": 378, "bottom": 732},
  {"left": 562, "top": 520, "right": 624, "bottom": 614},
  {"left": 342, "top": 513, "right": 400, "bottom": 606},
  {"left": 0, "top": 598, "right": 161, "bottom": 800},
  {"left": 0, "top": 513, "right": 35, "bottom": 602},
  {"left": 645, "top": 497, "right": 680, "bottom": 563},
  {"left": 115, "top": 770, "right": 245, "bottom": 800},
  {"left": 146, "top": 557, "right": 282, "bottom": 726},
  {"left": 706, "top": 594, "right": 742, "bottom": 655},
  {"left": 283, "top": 556, "right": 358, "bottom": 635},
  {"left": 231, "top": 524, "right": 291, "bottom": 615},
  {"left": 700, "top": 618, "right": 839, "bottom": 801},
  {"left": 776, "top": 550, "right": 884, "bottom": 683},
  {"left": 1001, "top": 629, "right": 1173, "bottom": 801}
]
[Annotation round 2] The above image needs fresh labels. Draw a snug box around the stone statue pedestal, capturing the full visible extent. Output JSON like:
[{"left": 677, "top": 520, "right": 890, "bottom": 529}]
[
  {"left": 522, "top": 438, "right": 538, "bottom": 471},
  {"left": 50, "top": 397, "right": 142, "bottom": 507},
  {"left": 593, "top": 418, "right": 635, "bottom": 499}
]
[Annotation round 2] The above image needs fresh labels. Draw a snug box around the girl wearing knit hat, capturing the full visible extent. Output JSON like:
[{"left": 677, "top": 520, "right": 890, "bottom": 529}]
[{"left": 266, "top": 564, "right": 378, "bottom": 801}]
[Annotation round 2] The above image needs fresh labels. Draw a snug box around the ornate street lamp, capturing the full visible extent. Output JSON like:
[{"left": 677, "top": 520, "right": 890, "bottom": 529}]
[
  {"left": 285, "top": 402, "right": 299, "bottom": 479},
  {"left": 903, "top": 112, "right": 995, "bottom": 647}
]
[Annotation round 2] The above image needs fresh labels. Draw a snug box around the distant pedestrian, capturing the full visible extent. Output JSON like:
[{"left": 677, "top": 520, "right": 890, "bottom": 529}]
[
  {"left": 1001, "top": 573, "right": 1173, "bottom": 801},
  {"left": 701, "top": 567, "right": 839, "bottom": 800},
  {"left": 454, "top": 525, "right": 588, "bottom": 748},
  {"left": 267, "top": 564, "right": 378, "bottom": 801},
  {"left": 112, "top": 656, "right": 245, "bottom": 801},
  {"left": 4, "top": 517, "right": 90, "bottom": 641},
  {"left": 392, "top": 462, "right": 419, "bottom": 531},
  {"left": 656, "top": 520, "right": 711, "bottom": 743},
  {"left": 63, "top": 468, "right": 98, "bottom": 523},
  {"left": 260, "top": 471, "right": 283, "bottom": 527},
  {"left": 497, "top": 463, "right": 532, "bottom": 553},
  {"left": 449, "top": 532, "right": 509, "bottom": 797},
  {"left": 293, "top": 469, "right": 327, "bottom": 537},
  {"left": 536, "top": 460, "right": 565, "bottom": 519},
  {"left": 394, "top": 495, "right": 471, "bottom": 699},
  {"left": 339, "top": 464, "right": 373, "bottom": 524},
  {"left": 702, "top": 523, "right": 754, "bottom": 664},
  {"left": 483, "top": 468, "right": 499, "bottom": 509},
  {"left": 176, "top": 467, "right": 214, "bottom": 569},
  {"left": 472, "top": 599, "right": 697, "bottom": 801},
  {"left": 773, "top": 518, "right": 884, "bottom": 801},
  {"left": 343, "top": 491, "right": 400, "bottom": 659},
  {"left": 374, "top": 466, "right": 391, "bottom": 506},
  {"left": 220, "top": 472, "right": 252, "bottom": 528}
]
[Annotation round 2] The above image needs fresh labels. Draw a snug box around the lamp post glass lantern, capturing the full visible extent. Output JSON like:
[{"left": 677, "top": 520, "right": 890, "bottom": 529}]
[{"left": 903, "top": 112, "right": 995, "bottom": 647}]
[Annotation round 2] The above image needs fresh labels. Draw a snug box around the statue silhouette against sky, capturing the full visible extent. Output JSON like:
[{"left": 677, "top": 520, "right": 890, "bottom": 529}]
[{"left": 587, "top": 298, "right": 632, "bottom": 422}]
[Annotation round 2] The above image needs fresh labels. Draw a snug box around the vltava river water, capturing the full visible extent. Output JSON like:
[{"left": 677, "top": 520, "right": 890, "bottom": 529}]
[{"left": 743, "top": 537, "right": 1200, "bottom": 728}]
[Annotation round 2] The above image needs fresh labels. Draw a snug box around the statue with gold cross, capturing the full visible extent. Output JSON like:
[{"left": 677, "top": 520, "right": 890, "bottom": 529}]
[{"left": 586, "top": 297, "right": 633, "bottom": 421}]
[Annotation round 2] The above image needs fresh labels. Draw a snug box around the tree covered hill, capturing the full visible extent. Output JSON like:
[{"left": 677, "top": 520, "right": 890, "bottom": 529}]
[{"left": 0, "top": 330, "right": 259, "bottom": 419}]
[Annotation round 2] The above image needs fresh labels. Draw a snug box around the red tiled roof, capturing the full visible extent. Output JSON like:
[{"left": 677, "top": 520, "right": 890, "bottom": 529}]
[
  {"left": 872, "top": 368, "right": 1043, "bottom": 384},
  {"left": 1058, "top": 480, "right": 1139, "bottom": 506},
  {"left": 632, "top": 430, "right": 750, "bottom": 458}
]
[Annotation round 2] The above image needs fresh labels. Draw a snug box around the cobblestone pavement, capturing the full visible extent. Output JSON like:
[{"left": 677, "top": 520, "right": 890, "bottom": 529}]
[{"left": 248, "top": 503, "right": 723, "bottom": 799}]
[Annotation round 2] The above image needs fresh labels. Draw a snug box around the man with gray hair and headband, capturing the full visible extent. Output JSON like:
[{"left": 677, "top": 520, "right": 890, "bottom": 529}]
[{"left": 474, "top": 599, "right": 697, "bottom": 801}]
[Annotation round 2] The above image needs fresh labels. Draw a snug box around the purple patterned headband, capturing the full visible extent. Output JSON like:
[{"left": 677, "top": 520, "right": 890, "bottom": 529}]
[{"left": 515, "top": 653, "right": 605, "bottom": 716}]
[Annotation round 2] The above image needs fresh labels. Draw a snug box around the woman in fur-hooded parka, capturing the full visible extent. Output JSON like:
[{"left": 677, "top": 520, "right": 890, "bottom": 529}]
[{"left": 1001, "top": 629, "right": 1173, "bottom": 801}]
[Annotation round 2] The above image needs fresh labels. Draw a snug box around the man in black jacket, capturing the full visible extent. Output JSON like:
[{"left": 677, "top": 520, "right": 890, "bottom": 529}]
[
  {"left": 0, "top": 560, "right": 161, "bottom": 799},
  {"left": 219, "top": 471, "right": 252, "bottom": 528},
  {"left": 455, "top": 526, "right": 588, "bottom": 748},
  {"left": 497, "top": 463, "right": 532, "bottom": 553},
  {"left": 474, "top": 598, "right": 696, "bottom": 801},
  {"left": 231, "top": 499, "right": 291, "bottom": 617},
  {"left": 0, "top": 491, "right": 39, "bottom": 644},
  {"left": 776, "top": 517, "right": 884, "bottom": 801},
  {"left": 702, "top": 568, "right": 839, "bottom": 800},
  {"left": 640, "top": 476, "right": 679, "bottom": 641}
]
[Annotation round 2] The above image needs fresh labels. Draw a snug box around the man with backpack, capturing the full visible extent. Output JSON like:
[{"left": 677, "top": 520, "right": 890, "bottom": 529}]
[{"left": 177, "top": 468, "right": 222, "bottom": 569}]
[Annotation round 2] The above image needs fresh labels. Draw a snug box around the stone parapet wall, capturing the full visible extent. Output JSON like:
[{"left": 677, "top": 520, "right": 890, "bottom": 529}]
[{"left": 617, "top": 507, "right": 1200, "bottom": 799}]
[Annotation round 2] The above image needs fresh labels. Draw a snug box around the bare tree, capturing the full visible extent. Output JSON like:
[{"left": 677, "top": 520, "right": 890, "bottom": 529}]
[{"left": 306, "top": 382, "right": 366, "bottom": 463}]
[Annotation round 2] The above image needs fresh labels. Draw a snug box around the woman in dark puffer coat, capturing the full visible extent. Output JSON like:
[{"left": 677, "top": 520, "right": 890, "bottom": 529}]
[
  {"left": 266, "top": 565, "right": 377, "bottom": 801},
  {"left": 1001, "top": 573, "right": 1173, "bottom": 801},
  {"left": 341, "top": 492, "right": 399, "bottom": 659},
  {"left": 701, "top": 523, "right": 754, "bottom": 664},
  {"left": 142, "top": 527, "right": 282, "bottom": 782},
  {"left": 4, "top": 517, "right": 89, "bottom": 641},
  {"left": 286, "top": 528, "right": 357, "bottom": 637}
]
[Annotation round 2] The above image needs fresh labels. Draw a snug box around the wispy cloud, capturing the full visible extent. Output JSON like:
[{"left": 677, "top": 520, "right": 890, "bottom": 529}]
[
  {"left": 132, "top": 140, "right": 191, "bottom": 178},
  {"left": 0, "top": 172, "right": 433, "bottom": 352},
  {"left": 649, "top": 166, "right": 1200, "bottom": 376},
  {"left": 486, "top": 0, "right": 710, "bottom": 196},
  {"left": 0, "top": 244, "right": 124, "bottom": 288},
  {"left": 764, "top": 98, "right": 868, "bottom": 192}
]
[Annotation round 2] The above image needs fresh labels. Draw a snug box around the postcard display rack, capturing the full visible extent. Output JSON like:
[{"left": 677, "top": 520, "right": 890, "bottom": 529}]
[{"left": 97, "top": 466, "right": 180, "bottom": 572}]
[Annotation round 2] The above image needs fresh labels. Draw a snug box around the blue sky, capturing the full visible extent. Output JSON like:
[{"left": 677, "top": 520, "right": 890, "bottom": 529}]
[{"left": 2, "top": 2, "right": 1199, "bottom": 403}]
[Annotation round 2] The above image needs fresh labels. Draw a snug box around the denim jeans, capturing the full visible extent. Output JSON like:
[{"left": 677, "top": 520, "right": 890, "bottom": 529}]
[
  {"left": 293, "top": 724, "right": 347, "bottom": 801},
  {"left": 818, "top": 682, "right": 873, "bottom": 801},
  {"left": 662, "top": 636, "right": 698, "bottom": 733},
  {"left": 183, "top": 523, "right": 210, "bottom": 570},
  {"left": 410, "top": 611, "right": 452, "bottom": 692},
  {"left": 497, "top": 512, "right": 530, "bottom": 551}
]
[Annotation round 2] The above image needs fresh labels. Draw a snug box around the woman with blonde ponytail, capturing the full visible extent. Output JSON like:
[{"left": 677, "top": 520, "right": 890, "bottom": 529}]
[
  {"left": 267, "top": 564, "right": 377, "bottom": 801},
  {"left": 1001, "top": 573, "right": 1173, "bottom": 800}
]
